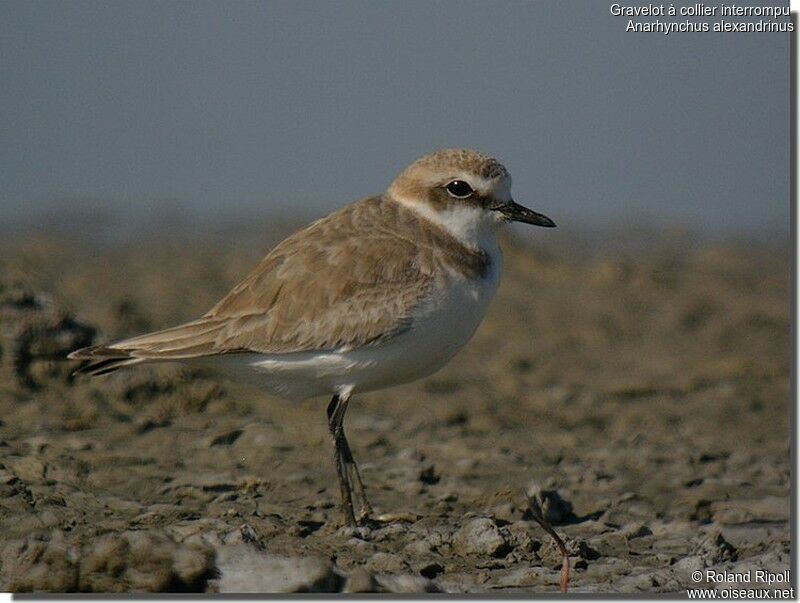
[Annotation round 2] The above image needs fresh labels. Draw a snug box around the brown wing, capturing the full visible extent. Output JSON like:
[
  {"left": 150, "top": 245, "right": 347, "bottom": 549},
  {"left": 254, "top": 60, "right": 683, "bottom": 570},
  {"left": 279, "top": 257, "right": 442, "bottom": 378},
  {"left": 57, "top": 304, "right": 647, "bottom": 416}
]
[
  {"left": 201, "top": 196, "right": 435, "bottom": 353},
  {"left": 70, "top": 196, "right": 436, "bottom": 370}
]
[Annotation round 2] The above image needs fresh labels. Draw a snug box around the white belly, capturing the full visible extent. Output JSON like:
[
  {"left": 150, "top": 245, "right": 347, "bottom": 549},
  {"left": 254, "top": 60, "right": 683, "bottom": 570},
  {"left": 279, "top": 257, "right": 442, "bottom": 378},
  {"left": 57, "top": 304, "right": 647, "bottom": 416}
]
[{"left": 205, "top": 247, "right": 502, "bottom": 401}]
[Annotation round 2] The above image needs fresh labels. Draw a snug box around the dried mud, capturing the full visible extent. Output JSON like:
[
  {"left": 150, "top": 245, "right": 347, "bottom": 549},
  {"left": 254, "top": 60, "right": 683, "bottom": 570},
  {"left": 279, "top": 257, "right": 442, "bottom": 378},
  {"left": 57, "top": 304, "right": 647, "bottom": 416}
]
[{"left": 0, "top": 225, "right": 790, "bottom": 593}]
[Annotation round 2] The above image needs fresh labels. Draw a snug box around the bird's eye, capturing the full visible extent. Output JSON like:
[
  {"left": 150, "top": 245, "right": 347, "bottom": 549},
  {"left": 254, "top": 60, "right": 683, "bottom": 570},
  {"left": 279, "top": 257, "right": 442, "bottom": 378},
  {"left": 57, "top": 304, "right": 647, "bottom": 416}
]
[{"left": 445, "top": 180, "right": 474, "bottom": 198}]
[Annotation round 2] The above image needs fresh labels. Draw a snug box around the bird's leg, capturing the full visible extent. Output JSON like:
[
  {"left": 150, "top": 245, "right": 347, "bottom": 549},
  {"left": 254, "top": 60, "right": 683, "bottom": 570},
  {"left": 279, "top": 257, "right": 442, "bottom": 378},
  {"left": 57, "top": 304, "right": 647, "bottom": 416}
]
[
  {"left": 327, "top": 394, "right": 357, "bottom": 527},
  {"left": 339, "top": 433, "right": 374, "bottom": 522}
]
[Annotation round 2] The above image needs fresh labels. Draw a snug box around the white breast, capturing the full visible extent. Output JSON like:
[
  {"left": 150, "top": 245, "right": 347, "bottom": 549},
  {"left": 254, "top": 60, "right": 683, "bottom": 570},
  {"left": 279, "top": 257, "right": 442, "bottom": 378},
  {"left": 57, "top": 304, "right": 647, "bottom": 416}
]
[{"left": 336, "top": 239, "right": 503, "bottom": 393}]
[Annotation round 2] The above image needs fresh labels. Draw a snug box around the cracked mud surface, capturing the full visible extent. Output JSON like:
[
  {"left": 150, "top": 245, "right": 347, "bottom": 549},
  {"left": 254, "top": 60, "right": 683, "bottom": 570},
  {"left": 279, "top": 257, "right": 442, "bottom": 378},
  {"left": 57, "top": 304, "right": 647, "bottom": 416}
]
[{"left": 0, "top": 224, "right": 790, "bottom": 593}]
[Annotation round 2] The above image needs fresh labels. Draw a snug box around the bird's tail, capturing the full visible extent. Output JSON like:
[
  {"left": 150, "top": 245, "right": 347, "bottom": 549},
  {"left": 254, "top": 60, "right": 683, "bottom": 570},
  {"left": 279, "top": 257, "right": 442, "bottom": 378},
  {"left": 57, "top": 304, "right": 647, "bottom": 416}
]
[
  {"left": 67, "top": 345, "right": 145, "bottom": 376},
  {"left": 68, "top": 318, "right": 228, "bottom": 376}
]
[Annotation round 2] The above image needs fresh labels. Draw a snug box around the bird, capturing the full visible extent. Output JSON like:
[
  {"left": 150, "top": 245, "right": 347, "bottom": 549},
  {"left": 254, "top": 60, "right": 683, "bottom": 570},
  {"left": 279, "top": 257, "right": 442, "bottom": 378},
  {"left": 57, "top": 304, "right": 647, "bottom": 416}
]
[{"left": 69, "top": 148, "right": 555, "bottom": 528}]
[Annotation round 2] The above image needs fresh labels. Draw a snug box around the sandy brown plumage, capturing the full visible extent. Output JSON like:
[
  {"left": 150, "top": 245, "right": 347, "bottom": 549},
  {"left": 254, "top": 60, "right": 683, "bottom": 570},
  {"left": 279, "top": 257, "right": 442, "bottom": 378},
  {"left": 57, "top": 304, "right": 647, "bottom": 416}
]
[{"left": 69, "top": 194, "right": 488, "bottom": 375}]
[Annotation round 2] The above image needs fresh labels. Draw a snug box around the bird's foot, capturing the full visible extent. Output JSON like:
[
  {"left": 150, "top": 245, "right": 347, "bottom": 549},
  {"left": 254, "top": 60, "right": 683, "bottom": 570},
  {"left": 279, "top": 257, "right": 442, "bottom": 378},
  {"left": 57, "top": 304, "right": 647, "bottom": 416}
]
[
  {"left": 338, "top": 510, "right": 418, "bottom": 539},
  {"left": 369, "top": 511, "right": 420, "bottom": 525},
  {"left": 354, "top": 501, "right": 374, "bottom": 525}
]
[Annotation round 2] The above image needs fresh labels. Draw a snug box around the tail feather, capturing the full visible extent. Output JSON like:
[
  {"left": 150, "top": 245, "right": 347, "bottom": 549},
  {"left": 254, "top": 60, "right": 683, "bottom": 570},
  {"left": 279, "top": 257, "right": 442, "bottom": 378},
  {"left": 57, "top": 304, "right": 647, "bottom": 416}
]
[
  {"left": 67, "top": 318, "right": 229, "bottom": 377},
  {"left": 68, "top": 345, "right": 144, "bottom": 376},
  {"left": 114, "top": 319, "right": 226, "bottom": 353}
]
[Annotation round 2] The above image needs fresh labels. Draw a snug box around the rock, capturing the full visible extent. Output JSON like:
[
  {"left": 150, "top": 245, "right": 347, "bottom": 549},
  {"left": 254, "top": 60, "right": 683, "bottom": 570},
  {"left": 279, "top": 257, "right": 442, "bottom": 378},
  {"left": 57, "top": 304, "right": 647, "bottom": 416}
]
[
  {"left": 419, "top": 465, "right": 440, "bottom": 484},
  {"left": 220, "top": 523, "right": 260, "bottom": 546},
  {"left": 623, "top": 523, "right": 653, "bottom": 539},
  {"left": 345, "top": 537, "right": 377, "bottom": 554},
  {"left": 537, "top": 537, "right": 600, "bottom": 570},
  {"left": 695, "top": 530, "right": 738, "bottom": 564},
  {"left": 403, "top": 538, "right": 431, "bottom": 557},
  {"left": 134, "top": 418, "right": 171, "bottom": 434},
  {"left": 489, "top": 501, "right": 517, "bottom": 523},
  {"left": 292, "top": 518, "right": 325, "bottom": 537},
  {"left": 163, "top": 518, "right": 230, "bottom": 546},
  {"left": 0, "top": 531, "right": 78, "bottom": 592},
  {"left": 336, "top": 525, "right": 372, "bottom": 540},
  {"left": 79, "top": 530, "right": 215, "bottom": 592},
  {"left": 453, "top": 517, "right": 510, "bottom": 557},
  {"left": 365, "top": 552, "right": 409, "bottom": 574},
  {"left": 417, "top": 561, "right": 445, "bottom": 579},
  {"left": 369, "top": 522, "right": 408, "bottom": 542},
  {"left": 505, "top": 521, "right": 536, "bottom": 553},
  {"left": 161, "top": 473, "right": 241, "bottom": 496},
  {"left": 711, "top": 497, "right": 789, "bottom": 524},
  {"left": 374, "top": 574, "right": 439, "bottom": 593},
  {"left": 214, "top": 545, "right": 339, "bottom": 593},
  {"left": 524, "top": 484, "right": 576, "bottom": 525},
  {"left": 205, "top": 429, "right": 244, "bottom": 448},
  {"left": 0, "top": 470, "right": 18, "bottom": 485},
  {"left": 5, "top": 456, "right": 47, "bottom": 483},
  {"left": 343, "top": 567, "right": 377, "bottom": 593},
  {"left": 130, "top": 505, "right": 199, "bottom": 527},
  {"left": 490, "top": 566, "right": 556, "bottom": 589},
  {"left": 673, "top": 555, "right": 705, "bottom": 576},
  {"left": 0, "top": 283, "right": 94, "bottom": 389},
  {"left": 422, "top": 528, "right": 452, "bottom": 552}
]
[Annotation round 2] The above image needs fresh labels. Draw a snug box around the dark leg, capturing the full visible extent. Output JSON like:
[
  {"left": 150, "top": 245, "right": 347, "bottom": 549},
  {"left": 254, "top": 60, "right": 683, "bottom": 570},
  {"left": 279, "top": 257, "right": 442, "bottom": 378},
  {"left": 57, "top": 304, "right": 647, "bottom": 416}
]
[
  {"left": 327, "top": 393, "right": 358, "bottom": 527},
  {"left": 340, "top": 432, "right": 374, "bottom": 522}
]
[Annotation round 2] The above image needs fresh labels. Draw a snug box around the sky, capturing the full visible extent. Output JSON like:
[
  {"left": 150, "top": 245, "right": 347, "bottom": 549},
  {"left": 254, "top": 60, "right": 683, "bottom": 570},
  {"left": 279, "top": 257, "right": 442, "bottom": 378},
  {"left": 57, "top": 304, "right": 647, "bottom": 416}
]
[{"left": 0, "top": 1, "right": 791, "bottom": 236}]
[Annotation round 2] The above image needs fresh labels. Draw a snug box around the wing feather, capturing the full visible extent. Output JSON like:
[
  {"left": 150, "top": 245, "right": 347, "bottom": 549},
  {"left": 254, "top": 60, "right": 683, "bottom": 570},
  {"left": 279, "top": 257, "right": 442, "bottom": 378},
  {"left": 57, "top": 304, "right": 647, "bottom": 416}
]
[
  {"left": 70, "top": 196, "right": 441, "bottom": 367},
  {"left": 204, "top": 196, "right": 435, "bottom": 353}
]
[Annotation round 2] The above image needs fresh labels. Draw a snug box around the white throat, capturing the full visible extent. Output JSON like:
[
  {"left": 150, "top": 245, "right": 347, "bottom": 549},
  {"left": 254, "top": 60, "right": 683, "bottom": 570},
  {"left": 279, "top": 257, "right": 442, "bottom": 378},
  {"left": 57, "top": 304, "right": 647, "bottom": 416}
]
[{"left": 394, "top": 197, "right": 503, "bottom": 250}]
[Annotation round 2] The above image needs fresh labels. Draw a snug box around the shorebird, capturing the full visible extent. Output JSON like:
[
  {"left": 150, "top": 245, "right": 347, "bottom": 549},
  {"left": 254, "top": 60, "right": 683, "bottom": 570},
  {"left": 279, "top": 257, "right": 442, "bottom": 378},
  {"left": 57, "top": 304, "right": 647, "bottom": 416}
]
[{"left": 69, "top": 148, "right": 555, "bottom": 527}]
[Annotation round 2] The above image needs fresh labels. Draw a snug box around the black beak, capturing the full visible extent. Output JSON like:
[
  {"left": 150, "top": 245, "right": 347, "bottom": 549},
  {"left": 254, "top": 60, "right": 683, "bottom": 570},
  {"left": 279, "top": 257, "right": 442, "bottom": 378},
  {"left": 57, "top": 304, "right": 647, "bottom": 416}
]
[{"left": 494, "top": 200, "right": 556, "bottom": 227}]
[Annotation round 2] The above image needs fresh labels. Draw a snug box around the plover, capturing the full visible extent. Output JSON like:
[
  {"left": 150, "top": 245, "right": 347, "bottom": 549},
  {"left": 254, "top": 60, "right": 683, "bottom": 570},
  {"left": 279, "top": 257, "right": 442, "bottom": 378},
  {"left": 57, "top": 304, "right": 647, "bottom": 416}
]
[{"left": 69, "top": 148, "right": 555, "bottom": 527}]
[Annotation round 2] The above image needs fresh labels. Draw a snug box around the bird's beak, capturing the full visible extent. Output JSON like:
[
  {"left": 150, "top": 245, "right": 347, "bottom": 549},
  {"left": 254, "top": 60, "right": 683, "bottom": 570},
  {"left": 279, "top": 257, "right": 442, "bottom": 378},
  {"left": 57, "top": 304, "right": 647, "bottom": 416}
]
[{"left": 494, "top": 199, "right": 556, "bottom": 227}]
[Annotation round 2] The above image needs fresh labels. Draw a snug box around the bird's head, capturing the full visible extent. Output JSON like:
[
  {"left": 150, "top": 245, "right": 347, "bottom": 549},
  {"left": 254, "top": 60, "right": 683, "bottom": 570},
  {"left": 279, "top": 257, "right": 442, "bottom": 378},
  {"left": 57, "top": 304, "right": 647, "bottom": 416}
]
[{"left": 387, "top": 149, "right": 555, "bottom": 240}]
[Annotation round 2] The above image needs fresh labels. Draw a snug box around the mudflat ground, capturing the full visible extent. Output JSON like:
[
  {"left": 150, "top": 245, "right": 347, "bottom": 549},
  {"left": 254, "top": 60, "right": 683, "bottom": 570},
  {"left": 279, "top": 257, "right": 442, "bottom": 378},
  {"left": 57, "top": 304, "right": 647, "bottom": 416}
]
[{"left": 0, "top": 218, "right": 791, "bottom": 593}]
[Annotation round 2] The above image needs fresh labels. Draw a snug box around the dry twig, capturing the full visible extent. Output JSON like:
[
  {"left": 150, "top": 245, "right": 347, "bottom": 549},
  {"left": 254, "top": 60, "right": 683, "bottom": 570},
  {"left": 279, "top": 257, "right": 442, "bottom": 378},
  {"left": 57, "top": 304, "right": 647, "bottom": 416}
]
[{"left": 524, "top": 486, "right": 570, "bottom": 593}]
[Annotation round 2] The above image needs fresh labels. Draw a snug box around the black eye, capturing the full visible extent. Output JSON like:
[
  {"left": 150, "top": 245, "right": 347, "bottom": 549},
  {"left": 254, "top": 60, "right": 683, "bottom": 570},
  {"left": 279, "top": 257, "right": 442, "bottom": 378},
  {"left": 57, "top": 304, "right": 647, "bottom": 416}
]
[{"left": 445, "top": 180, "right": 474, "bottom": 198}]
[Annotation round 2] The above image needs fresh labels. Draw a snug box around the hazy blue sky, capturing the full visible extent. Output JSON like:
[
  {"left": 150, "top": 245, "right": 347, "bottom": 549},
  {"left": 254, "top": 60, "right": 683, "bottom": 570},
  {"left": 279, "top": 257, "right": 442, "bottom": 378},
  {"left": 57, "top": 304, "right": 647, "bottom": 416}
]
[{"left": 0, "top": 1, "right": 791, "bottom": 235}]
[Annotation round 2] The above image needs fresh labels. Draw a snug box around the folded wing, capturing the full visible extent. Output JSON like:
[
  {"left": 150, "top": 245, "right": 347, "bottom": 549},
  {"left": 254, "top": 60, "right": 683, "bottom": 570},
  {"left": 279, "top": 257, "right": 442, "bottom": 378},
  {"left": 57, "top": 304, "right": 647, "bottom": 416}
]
[{"left": 69, "top": 197, "right": 435, "bottom": 375}]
